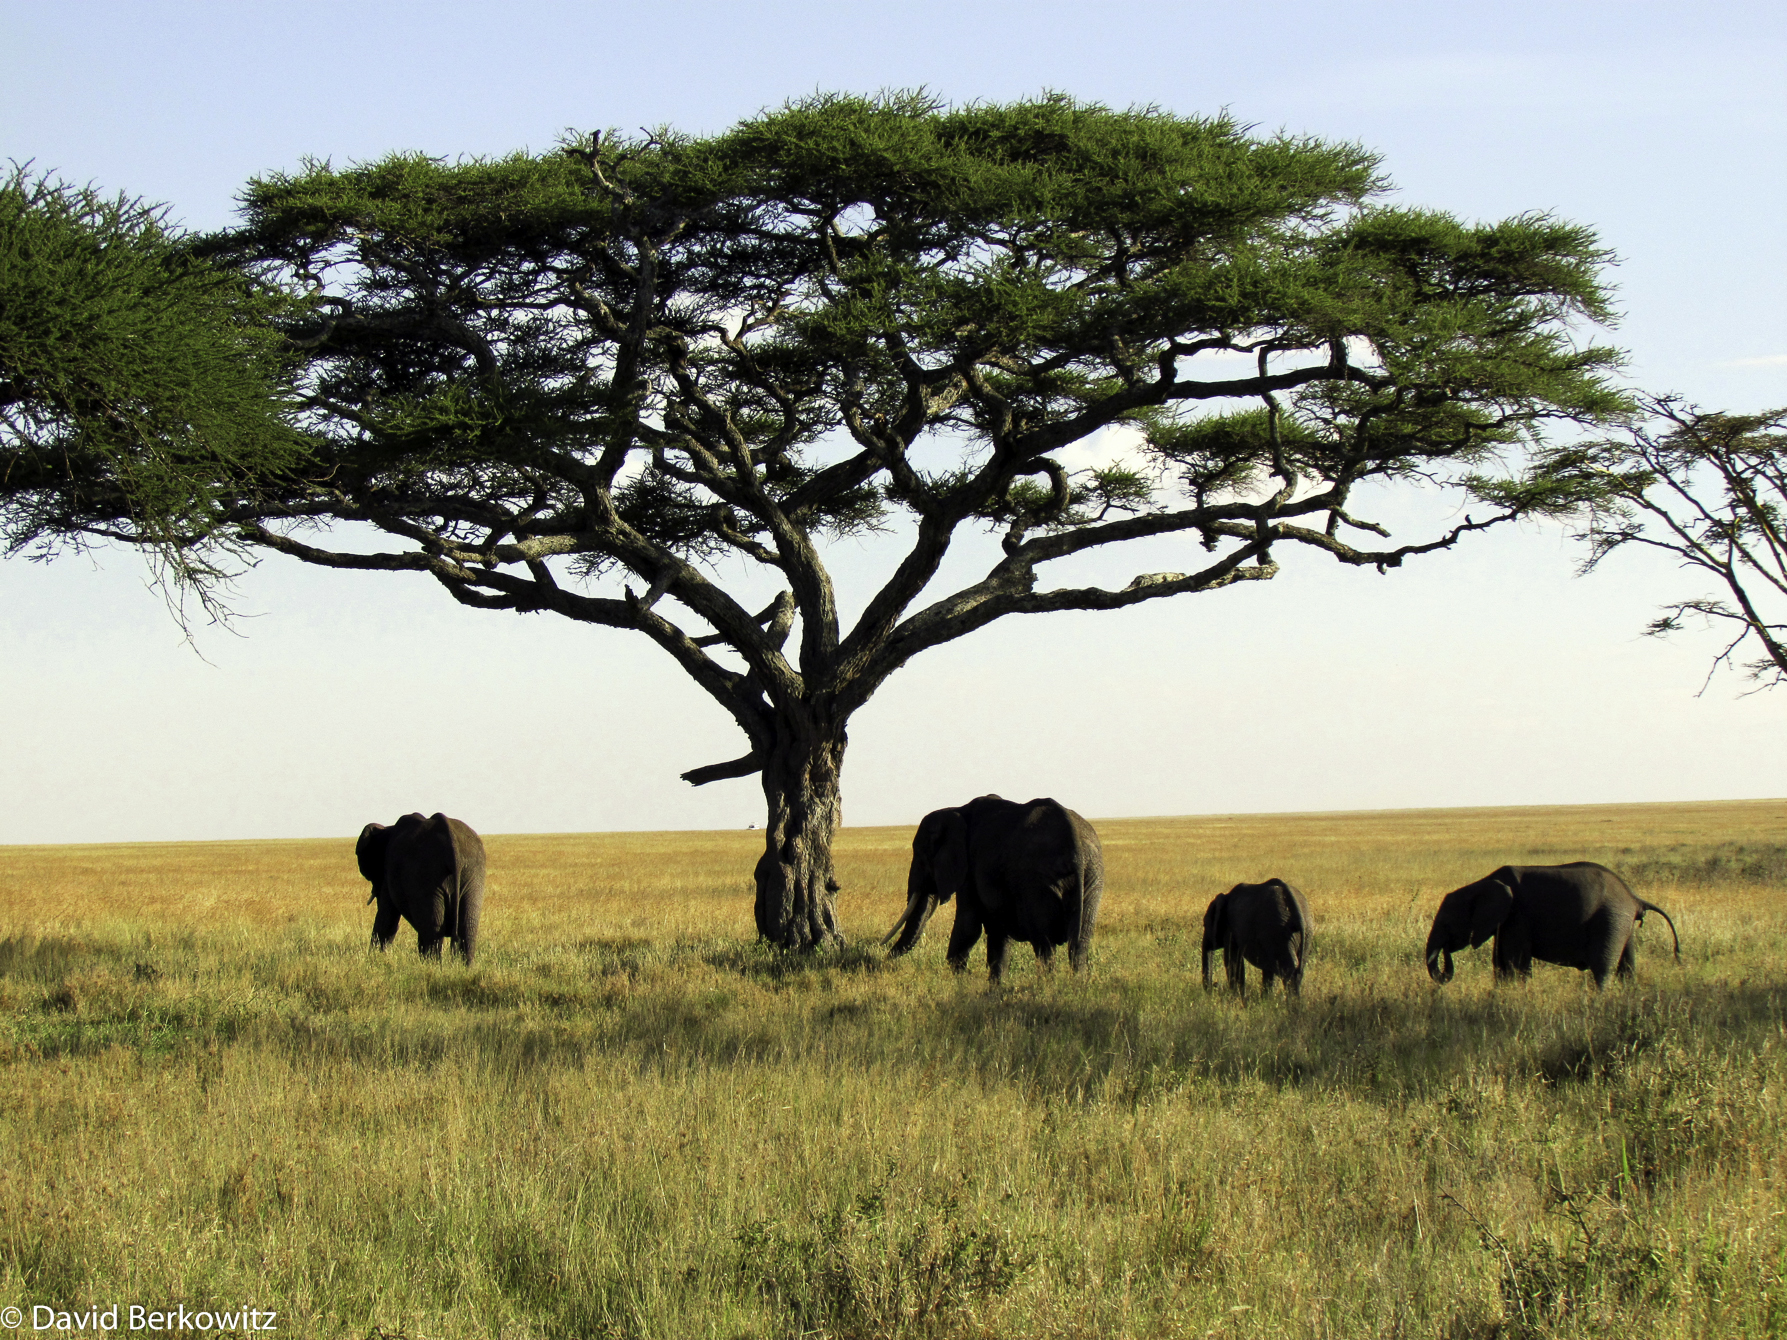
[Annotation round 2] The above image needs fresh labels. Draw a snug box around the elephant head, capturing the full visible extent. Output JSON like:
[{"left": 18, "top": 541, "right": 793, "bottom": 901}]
[
  {"left": 881, "top": 806, "right": 970, "bottom": 955},
  {"left": 356, "top": 823, "right": 393, "bottom": 905},
  {"left": 1200, "top": 892, "right": 1229, "bottom": 989},
  {"left": 1425, "top": 871, "right": 1516, "bottom": 983}
]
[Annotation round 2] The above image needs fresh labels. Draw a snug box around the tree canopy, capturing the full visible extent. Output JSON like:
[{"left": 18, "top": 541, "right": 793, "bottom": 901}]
[
  {"left": 12, "top": 94, "right": 1629, "bottom": 947},
  {"left": 0, "top": 166, "right": 302, "bottom": 589},
  {"left": 1539, "top": 398, "right": 1787, "bottom": 691}
]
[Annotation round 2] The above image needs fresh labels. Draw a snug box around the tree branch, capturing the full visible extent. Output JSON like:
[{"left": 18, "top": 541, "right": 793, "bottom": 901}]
[{"left": 680, "top": 752, "right": 764, "bottom": 786}]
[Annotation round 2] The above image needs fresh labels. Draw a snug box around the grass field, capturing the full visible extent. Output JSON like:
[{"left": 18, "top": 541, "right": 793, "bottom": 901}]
[{"left": 1, "top": 799, "right": 1783, "bottom": 1339}]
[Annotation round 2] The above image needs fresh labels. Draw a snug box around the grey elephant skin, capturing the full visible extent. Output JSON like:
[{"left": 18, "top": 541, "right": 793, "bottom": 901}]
[
  {"left": 1425, "top": 862, "right": 1679, "bottom": 988},
  {"left": 1202, "top": 878, "right": 1312, "bottom": 997},
  {"left": 882, "top": 795, "right": 1104, "bottom": 984},
  {"left": 356, "top": 812, "right": 487, "bottom": 965}
]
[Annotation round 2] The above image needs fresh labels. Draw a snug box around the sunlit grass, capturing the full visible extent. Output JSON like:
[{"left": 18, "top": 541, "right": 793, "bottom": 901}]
[{"left": 0, "top": 799, "right": 1783, "bottom": 1338}]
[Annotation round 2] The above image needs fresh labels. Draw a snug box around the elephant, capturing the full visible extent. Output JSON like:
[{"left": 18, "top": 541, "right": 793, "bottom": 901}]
[
  {"left": 356, "top": 812, "right": 487, "bottom": 965},
  {"left": 1201, "top": 878, "right": 1312, "bottom": 997},
  {"left": 1424, "top": 861, "right": 1679, "bottom": 988},
  {"left": 881, "top": 794, "right": 1104, "bottom": 984}
]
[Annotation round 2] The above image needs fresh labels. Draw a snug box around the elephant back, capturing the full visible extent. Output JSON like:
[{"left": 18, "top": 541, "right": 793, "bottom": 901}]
[{"left": 973, "top": 798, "right": 1086, "bottom": 886}]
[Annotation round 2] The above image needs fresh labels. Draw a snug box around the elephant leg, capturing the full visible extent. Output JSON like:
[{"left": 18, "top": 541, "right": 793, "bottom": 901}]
[
  {"left": 1225, "top": 938, "right": 1245, "bottom": 996},
  {"left": 370, "top": 903, "right": 401, "bottom": 952},
  {"left": 1493, "top": 923, "right": 1533, "bottom": 982},
  {"left": 1033, "top": 940, "right": 1056, "bottom": 972},
  {"left": 985, "top": 931, "right": 1013, "bottom": 984},
  {"left": 414, "top": 891, "right": 449, "bottom": 959},
  {"left": 1283, "top": 956, "right": 1303, "bottom": 997},
  {"left": 1259, "top": 961, "right": 1277, "bottom": 996},
  {"left": 1589, "top": 912, "right": 1631, "bottom": 988},
  {"left": 945, "top": 905, "right": 984, "bottom": 973},
  {"left": 456, "top": 893, "right": 482, "bottom": 966}
]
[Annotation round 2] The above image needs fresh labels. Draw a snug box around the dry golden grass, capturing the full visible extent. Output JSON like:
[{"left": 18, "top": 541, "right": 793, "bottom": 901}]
[{"left": 0, "top": 799, "right": 1783, "bottom": 1339}]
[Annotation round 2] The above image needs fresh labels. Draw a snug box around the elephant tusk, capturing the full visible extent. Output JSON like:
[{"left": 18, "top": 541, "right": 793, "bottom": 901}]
[{"left": 882, "top": 889, "right": 933, "bottom": 950}]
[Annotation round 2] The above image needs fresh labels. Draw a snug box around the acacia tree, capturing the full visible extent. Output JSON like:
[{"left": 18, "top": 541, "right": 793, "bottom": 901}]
[
  {"left": 22, "top": 95, "right": 1626, "bottom": 948},
  {"left": 0, "top": 166, "right": 300, "bottom": 586},
  {"left": 1540, "top": 398, "right": 1787, "bottom": 691}
]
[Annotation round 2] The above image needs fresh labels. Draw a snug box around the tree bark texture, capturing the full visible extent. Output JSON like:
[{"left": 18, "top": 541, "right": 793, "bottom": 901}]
[{"left": 753, "top": 713, "right": 847, "bottom": 949}]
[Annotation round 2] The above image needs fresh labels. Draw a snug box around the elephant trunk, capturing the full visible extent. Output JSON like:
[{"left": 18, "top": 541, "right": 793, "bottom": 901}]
[
  {"left": 881, "top": 889, "right": 938, "bottom": 956},
  {"left": 1425, "top": 940, "right": 1454, "bottom": 984}
]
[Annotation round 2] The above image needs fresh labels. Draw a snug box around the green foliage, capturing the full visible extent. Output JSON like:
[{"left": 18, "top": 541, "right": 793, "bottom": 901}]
[
  {"left": 187, "top": 91, "right": 1623, "bottom": 586},
  {"left": 0, "top": 166, "right": 304, "bottom": 568},
  {"left": 1533, "top": 399, "right": 1787, "bottom": 689},
  {"left": 7, "top": 98, "right": 1631, "bottom": 633}
]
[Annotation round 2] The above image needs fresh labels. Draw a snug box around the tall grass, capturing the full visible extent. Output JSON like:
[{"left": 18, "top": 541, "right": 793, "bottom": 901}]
[{"left": 0, "top": 800, "right": 1782, "bottom": 1338}]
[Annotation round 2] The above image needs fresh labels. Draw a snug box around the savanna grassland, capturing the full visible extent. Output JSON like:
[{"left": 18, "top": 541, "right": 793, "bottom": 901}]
[{"left": 1, "top": 800, "right": 1784, "bottom": 1340}]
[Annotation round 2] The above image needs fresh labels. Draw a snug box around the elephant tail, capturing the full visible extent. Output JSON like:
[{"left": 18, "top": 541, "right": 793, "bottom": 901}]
[
  {"left": 454, "top": 857, "right": 469, "bottom": 953},
  {"left": 1636, "top": 900, "right": 1681, "bottom": 961},
  {"left": 451, "top": 866, "right": 463, "bottom": 951}
]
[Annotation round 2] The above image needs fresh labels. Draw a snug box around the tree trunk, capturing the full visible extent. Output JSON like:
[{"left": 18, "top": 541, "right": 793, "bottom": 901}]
[{"left": 753, "top": 712, "right": 847, "bottom": 950}]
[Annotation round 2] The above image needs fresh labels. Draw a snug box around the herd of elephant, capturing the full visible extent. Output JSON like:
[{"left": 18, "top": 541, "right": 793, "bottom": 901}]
[{"left": 357, "top": 796, "right": 1682, "bottom": 991}]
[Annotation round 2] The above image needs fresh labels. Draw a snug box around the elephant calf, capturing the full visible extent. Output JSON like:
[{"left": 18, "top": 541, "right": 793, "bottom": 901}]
[
  {"left": 1425, "top": 862, "right": 1679, "bottom": 988},
  {"left": 357, "top": 812, "right": 487, "bottom": 965},
  {"left": 1201, "top": 878, "right": 1312, "bottom": 997}
]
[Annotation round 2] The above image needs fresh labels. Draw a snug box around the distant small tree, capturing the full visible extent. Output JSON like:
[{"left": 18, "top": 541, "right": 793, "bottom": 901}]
[
  {"left": 0, "top": 167, "right": 302, "bottom": 593},
  {"left": 17, "top": 95, "right": 1628, "bottom": 947},
  {"left": 1539, "top": 397, "right": 1787, "bottom": 691}
]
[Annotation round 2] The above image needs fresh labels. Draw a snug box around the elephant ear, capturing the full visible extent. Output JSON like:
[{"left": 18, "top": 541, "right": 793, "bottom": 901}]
[
  {"left": 930, "top": 809, "right": 970, "bottom": 904},
  {"left": 356, "top": 823, "right": 391, "bottom": 885},
  {"left": 1467, "top": 879, "right": 1515, "bottom": 948},
  {"left": 1203, "top": 893, "right": 1228, "bottom": 944}
]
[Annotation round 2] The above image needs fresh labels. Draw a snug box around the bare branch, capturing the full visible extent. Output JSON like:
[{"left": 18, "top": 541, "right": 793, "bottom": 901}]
[
  {"left": 681, "top": 752, "right": 764, "bottom": 786},
  {"left": 693, "top": 590, "right": 796, "bottom": 650}
]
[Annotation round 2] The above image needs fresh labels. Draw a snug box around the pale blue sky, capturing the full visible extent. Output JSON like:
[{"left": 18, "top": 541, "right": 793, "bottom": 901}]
[{"left": 2, "top": 0, "right": 1782, "bottom": 841}]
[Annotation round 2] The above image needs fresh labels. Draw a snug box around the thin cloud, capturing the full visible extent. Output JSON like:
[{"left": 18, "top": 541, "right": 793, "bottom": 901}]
[{"left": 1725, "top": 354, "right": 1787, "bottom": 368}]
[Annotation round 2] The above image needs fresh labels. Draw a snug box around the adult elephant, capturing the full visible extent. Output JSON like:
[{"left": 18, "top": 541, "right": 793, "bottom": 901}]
[
  {"left": 881, "top": 795, "right": 1103, "bottom": 984},
  {"left": 356, "top": 812, "right": 487, "bottom": 965},
  {"left": 1202, "top": 878, "right": 1312, "bottom": 997},
  {"left": 1425, "top": 862, "right": 1679, "bottom": 988}
]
